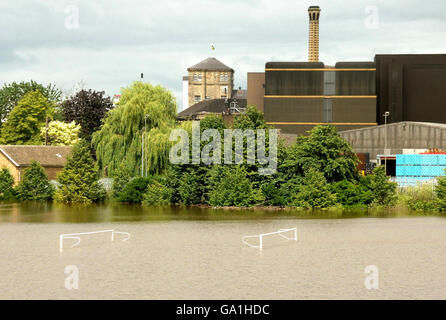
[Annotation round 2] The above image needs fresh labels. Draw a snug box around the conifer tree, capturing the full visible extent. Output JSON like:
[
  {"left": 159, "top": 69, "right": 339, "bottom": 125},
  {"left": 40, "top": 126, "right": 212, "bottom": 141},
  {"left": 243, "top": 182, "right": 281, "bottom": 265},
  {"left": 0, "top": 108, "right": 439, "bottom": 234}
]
[
  {"left": 55, "top": 140, "right": 105, "bottom": 204},
  {"left": 16, "top": 161, "right": 54, "bottom": 200},
  {"left": 0, "top": 168, "right": 16, "bottom": 200}
]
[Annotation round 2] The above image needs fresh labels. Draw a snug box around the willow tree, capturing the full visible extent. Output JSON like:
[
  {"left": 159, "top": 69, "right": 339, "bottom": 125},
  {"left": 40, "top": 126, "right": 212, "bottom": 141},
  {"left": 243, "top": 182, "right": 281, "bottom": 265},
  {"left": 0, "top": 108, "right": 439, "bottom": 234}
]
[{"left": 92, "top": 82, "right": 177, "bottom": 177}]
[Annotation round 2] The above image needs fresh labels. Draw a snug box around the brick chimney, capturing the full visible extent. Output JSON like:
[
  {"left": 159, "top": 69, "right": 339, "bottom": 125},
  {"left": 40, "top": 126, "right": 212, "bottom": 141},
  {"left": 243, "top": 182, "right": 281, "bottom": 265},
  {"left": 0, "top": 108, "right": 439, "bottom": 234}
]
[{"left": 308, "top": 6, "right": 321, "bottom": 62}]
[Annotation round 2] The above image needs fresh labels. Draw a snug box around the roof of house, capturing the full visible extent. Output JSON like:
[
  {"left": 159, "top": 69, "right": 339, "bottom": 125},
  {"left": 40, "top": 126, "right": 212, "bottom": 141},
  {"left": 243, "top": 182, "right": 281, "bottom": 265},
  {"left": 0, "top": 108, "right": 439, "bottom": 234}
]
[
  {"left": 187, "top": 57, "right": 234, "bottom": 72},
  {"left": 177, "top": 98, "right": 247, "bottom": 118},
  {"left": 0, "top": 145, "right": 72, "bottom": 167}
]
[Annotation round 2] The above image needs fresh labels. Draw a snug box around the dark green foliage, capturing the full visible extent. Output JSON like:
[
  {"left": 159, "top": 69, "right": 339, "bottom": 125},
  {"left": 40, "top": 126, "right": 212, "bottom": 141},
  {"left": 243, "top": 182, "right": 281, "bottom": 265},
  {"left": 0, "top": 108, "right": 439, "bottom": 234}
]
[
  {"left": 261, "top": 176, "right": 301, "bottom": 207},
  {"left": 331, "top": 178, "right": 374, "bottom": 207},
  {"left": 0, "top": 91, "right": 54, "bottom": 144},
  {"left": 0, "top": 80, "right": 61, "bottom": 126},
  {"left": 16, "top": 161, "right": 54, "bottom": 200},
  {"left": 178, "top": 170, "right": 204, "bottom": 205},
  {"left": 55, "top": 140, "right": 105, "bottom": 204},
  {"left": 369, "top": 166, "right": 397, "bottom": 206},
  {"left": 291, "top": 168, "right": 337, "bottom": 209},
  {"left": 232, "top": 106, "right": 268, "bottom": 130},
  {"left": 117, "top": 177, "right": 151, "bottom": 203},
  {"left": 207, "top": 165, "right": 264, "bottom": 207},
  {"left": 435, "top": 172, "right": 446, "bottom": 210},
  {"left": 282, "top": 125, "right": 359, "bottom": 183},
  {"left": 111, "top": 164, "right": 131, "bottom": 200},
  {"left": 0, "top": 168, "right": 16, "bottom": 200},
  {"left": 143, "top": 176, "right": 173, "bottom": 206},
  {"left": 62, "top": 89, "right": 113, "bottom": 141}
]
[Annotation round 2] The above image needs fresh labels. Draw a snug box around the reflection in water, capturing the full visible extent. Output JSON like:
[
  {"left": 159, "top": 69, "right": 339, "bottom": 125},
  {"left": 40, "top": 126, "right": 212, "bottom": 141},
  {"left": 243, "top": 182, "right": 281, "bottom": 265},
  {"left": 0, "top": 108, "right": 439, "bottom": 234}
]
[
  {"left": 0, "top": 201, "right": 443, "bottom": 223},
  {"left": 1, "top": 202, "right": 446, "bottom": 299}
]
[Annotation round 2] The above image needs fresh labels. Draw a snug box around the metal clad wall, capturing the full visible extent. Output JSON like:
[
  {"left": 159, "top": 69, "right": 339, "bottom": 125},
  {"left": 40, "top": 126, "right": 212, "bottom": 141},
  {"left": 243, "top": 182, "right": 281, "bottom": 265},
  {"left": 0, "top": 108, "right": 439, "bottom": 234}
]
[
  {"left": 332, "top": 98, "right": 376, "bottom": 123},
  {"left": 264, "top": 98, "right": 323, "bottom": 122},
  {"left": 375, "top": 54, "right": 446, "bottom": 125},
  {"left": 335, "top": 70, "right": 375, "bottom": 95},
  {"left": 265, "top": 70, "right": 324, "bottom": 95}
]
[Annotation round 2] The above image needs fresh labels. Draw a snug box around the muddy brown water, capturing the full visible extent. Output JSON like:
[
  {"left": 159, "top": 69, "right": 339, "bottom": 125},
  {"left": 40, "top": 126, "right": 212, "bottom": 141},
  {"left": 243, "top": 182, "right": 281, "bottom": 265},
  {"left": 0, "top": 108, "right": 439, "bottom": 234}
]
[{"left": 1, "top": 202, "right": 446, "bottom": 299}]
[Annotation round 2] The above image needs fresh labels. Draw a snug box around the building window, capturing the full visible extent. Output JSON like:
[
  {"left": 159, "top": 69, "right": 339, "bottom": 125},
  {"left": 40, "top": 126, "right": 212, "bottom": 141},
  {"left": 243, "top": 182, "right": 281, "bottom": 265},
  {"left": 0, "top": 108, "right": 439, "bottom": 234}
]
[
  {"left": 194, "top": 95, "right": 201, "bottom": 102},
  {"left": 220, "top": 73, "right": 229, "bottom": 82},
  {"left": 205, "top": 96, "right": 211, "bottom": 100},
  {"left": 193, "top": 74, "right": 202, "bottom": 82}
]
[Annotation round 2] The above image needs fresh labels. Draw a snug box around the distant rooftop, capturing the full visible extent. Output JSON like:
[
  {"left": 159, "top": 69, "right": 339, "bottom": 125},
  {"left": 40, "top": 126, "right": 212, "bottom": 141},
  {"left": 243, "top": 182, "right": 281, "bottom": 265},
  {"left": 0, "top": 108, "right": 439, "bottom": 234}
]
[
  {"left": 0, "top": 145, "right": 72, "bottom": 167},
  {"left": 187, "top": 57, "right": 234, "bottom": 72},
  {"left": 178, "top": 98, "right": 246, "bottom": 118}
]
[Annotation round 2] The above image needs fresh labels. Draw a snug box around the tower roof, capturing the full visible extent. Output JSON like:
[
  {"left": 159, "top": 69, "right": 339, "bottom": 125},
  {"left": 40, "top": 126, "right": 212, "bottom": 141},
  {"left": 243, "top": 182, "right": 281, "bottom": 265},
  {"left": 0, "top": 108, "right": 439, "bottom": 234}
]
[{"left": 187, "top": 57, "right": 234, "bottom": 72}]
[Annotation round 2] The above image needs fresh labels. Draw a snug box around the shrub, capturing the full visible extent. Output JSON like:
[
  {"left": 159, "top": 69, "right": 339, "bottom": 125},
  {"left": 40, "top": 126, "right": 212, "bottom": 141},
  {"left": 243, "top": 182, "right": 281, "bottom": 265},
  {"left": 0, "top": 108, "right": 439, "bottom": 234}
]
[
  {"left": 0, "top": 168, "right": 16, "bottom": 200},
  {"left": 111, "top": 164, "right": 131, "bottom": 200},
  {"left": 331, "top": 179, "right": 374, "bottom": 207},
  {"left": 117, "top": 177, "right": 151, "bottom": 203},
  {"left": 178, "top": 170, "right": 203, "bottom": 205},
  {"left": 261, "top": 177, "right": 301, "bottom": 207},
  {"left": 369, "top": 166, "right": 397, "bottom": 206},
  {"left": 401, "top": 183, "right": 437, "bottom": 211},
  {"left": 143, "top": 176, "right": 173, "bottom": 206},
  {"left": 16, "top": 161, "right": 54, "bottom": 200},
  {"left": 291, "top": 168, "right": 337, "bottom": 209},
  {"left": 435, "top": 173, "right": 446, "bottom": 211},
  {"left": 54, "top": 140, "right": 105, "bottom": 204},
  {"left": 207, "top": 165, "right": 264, "bottom": 207}
]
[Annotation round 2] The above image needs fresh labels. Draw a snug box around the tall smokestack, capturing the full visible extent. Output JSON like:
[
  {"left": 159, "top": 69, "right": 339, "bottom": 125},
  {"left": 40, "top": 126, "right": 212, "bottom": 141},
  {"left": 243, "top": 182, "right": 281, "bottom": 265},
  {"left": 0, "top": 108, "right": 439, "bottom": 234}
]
[{"left": 308, "top": 6, "right": 321, "bottom": 62}]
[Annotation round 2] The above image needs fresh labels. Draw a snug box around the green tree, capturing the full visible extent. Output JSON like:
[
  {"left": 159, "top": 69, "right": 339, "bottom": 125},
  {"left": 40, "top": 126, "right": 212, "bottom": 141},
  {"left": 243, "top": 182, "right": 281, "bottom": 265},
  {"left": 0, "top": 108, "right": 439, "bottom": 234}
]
[
  {"left": 292, "top": 168, "right": 337, "bottom": 209},
  {"left": 117, "top": 177, "right": 151, "bottom": 203},
  {"left": 40, "top": 120, "right": 80, "bottom": 145},
  {"left": 330, "top": 179, "right": 374, "bottom": 207},
  {"left": 0, "top": 80, "right": 61, "bottom": 126},
  {"left": 16, "top": 161, "right": 54, "bottom": 200},
  {"left": 0, "top": 91, "right": 54, "bottom": 144},
  {"left": 369, "top": 166, "right": 397, "bottom": 206},
  {"left": 54, "top": 140, "right": 105, "bottom": 204},
  {"left": 62, "top": 89, "right": 113, "bottom": 141},
  {"left": 143, "top": 176, "right": 173, "bottom": 206},
  {"left": 0, "top": 168, "right": 16, "bottom": 200},
  {"left": 232, "top": 106, "right": 268, "bottom": 130},
  {"left": 111, "top": 163, "right": 131, "bottom": 200},
  {"left": 92, "top": 82, "right": 177, "bottom": 176},
  {"left": 207, "top": 165, "right": 264, "bottom": 207},
  {"left": 435, "top": 171, "right": 446, "bottom": 210},
  {"left": 281, "top": 125, "right": 359, "bottom": 183}
]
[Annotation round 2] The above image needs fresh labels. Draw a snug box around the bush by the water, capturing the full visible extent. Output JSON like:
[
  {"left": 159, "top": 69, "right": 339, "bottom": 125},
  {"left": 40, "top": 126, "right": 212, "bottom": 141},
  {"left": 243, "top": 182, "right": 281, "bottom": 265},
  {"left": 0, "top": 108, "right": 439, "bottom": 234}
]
[
  {"left": 117, "top": 177, "right": 151, "bottom": 203},
  {"left": 54, "top": 140, "right": 106, "bottom": 204},
  {"left": 16, "top": 161, "right": 54, "bottom": 200},
  {"left": 207, "top": 165, "right": 264, "bottom": 207},
  {"left": 0, "top": 168, "right": 16, "bottom": 200},
  {"left": 291, "top": 168, "right": 337, "bottom": 209},
  {"left": 369, "top": 166, "right": 397, "bottom": 206}
]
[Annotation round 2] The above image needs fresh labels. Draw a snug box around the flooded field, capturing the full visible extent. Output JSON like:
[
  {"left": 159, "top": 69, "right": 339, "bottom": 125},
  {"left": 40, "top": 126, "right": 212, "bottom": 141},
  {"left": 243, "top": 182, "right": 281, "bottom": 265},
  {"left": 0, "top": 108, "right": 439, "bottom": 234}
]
[{"left": 1, "top": 202, "right": 446, "bottom": 299}]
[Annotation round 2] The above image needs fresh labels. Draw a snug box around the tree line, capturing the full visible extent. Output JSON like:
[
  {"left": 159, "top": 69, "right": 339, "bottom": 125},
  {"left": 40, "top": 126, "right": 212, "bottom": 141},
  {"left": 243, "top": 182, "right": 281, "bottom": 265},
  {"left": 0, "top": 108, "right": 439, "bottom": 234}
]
[{"left": 1, "top": 80, "right": 446, "bottom": 210}]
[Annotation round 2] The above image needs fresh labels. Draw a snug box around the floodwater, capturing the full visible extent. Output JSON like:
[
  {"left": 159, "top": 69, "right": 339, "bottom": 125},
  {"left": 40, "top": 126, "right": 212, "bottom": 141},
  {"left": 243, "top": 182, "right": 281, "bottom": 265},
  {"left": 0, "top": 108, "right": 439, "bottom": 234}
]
[{"left": 1, "top": 202, "right": 446, "bottom": 299}]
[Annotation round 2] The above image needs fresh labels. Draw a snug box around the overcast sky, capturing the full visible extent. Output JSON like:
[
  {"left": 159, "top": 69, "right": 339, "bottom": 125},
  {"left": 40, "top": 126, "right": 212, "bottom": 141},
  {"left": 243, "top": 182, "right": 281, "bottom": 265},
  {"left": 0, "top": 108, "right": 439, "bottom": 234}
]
[{"left": 1, "top": 0, "right": 445, "bottom": 110}]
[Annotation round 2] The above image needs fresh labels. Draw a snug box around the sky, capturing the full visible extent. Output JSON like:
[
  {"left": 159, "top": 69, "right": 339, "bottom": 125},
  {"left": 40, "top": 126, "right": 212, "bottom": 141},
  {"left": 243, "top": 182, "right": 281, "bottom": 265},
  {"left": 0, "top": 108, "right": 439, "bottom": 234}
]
[{"left": 1, "top": 0, "right": 446, "bottom": 110}]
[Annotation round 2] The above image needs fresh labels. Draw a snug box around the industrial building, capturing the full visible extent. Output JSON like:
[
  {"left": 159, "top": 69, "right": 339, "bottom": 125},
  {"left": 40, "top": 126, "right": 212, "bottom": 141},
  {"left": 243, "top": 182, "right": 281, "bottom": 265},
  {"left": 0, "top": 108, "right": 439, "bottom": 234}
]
[
  {"left": 375, "top": 54, "right": 446, "bottom": 125},
  {"left": 264, "top": 61, "right": 377, "bottom": 135},
  {"left": 339, "top": 121, "right": 446, "bottom": 176},
  {"left": 246, "top": 6, "right": 446, "bottom": 138}
]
